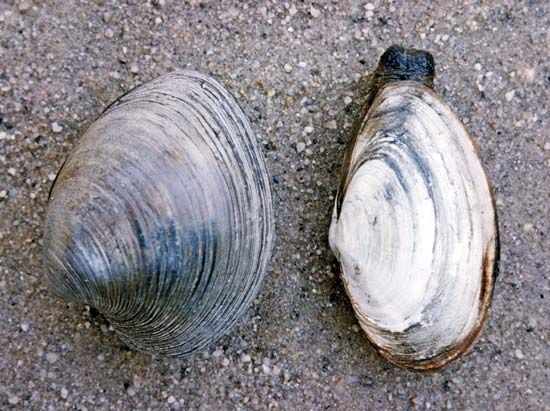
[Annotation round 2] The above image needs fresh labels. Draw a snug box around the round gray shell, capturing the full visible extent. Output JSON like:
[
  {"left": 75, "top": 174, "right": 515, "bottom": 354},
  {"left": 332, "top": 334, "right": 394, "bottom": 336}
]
[{"left": 43, "top": 71, "right": 275, "bottom": 357}]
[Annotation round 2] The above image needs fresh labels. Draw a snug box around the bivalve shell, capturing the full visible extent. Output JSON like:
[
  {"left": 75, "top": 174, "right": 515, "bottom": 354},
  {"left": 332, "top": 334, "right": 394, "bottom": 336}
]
[
  {"left": 43, "top": 71, "right": 275, "bottom": 357},
  {"left": 329, "top": 46, "right": 499, "bottom": 370}
]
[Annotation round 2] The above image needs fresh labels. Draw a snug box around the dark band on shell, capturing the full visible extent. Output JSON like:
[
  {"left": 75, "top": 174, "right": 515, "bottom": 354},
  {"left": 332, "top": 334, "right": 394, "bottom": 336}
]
[{"left": 43, "top": 71, "right": 275, "bottom": 357}]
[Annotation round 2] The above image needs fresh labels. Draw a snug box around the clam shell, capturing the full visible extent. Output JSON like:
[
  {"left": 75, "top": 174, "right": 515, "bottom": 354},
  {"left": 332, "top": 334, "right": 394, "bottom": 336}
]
[
  {"left": 43, "top": 71, "right": 275, "bottom": 357},
  {"left": 329, "top": 81, "right": 498, "bottom": 370}
]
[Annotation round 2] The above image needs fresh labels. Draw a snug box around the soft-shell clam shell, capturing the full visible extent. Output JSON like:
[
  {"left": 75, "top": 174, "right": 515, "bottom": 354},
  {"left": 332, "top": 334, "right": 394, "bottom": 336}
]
[{"left": 329, "top": 46, "right": 498, "bottom": 370}]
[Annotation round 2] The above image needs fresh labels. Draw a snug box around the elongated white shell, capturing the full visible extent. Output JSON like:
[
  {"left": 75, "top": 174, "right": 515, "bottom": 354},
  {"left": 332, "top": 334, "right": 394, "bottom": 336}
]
[
  {"left": 43, "top": 71, "right": 274, "bottom": 357},
  {"left": 329, "top": 81, "right": 497, "bottom": 370}
]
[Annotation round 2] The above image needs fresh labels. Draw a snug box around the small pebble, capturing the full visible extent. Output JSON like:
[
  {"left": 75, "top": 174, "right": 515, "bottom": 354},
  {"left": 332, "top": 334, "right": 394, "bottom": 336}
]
[
  {"left": 51, "top": 122, "right": 63, "bottom": 133},
  {"left": 323, "top": 120, "right": 337, "bottom": 130},
  {"left": 365, "top": 3, "right": 375, "bottom": 11},
  {"left": 48, "top": 173, "right": 57, "bottom": 181},
  {"left": 304, "top": 126, "right": 314, "bottom": 134},
  {"left": 155, "top": 17, "right": 162, "bottom": 25},
  {"left": 284, "top": 96, "right": 293, "bottom": 108},
  {"left": 8, "top": 396, "right": 20, "bottom": 405},
  {"left": 343, "top": 96, "right": 353, "bottom": 105},
  {"left": 296, "top": 142, "right": 306, "bottom": 153},
  {"left": 45, "top": 352, "right": 59, "bottom": 363},
  {"left": 310, "top": 6, "right": 321, "bottom": 18},
  {"left": 167, "top": 395, "right": 176, "bottom": 404},
  {"left": 0, "top": 190, "right": 7, "bottom": 198},
  {"left": 7, "top": 168, "right": 16, "bottom": 176},
  {"left": 104, "top": 28, "right": 114, "bottom": 39},
  {"left": 241, "top": 354, "right": 252, "bottom": 363},
  {"left": 18, "top": 2, "right": 30, "bottom": 13},
  {"left": 523, "top": 223, "right": 533, "bottom": 232},
  {"left": 505, "top": 90, "right": 515, "bottom": 102},
  {"left": 515, "top": 349, "right": 525, "bottom": 359},
  {"left": 284, "top": 64, "right": 293, "bottom": 73},
  {"left": 543, "top": 142, "right": 550, "bottom": 151},
  {"left": 130, "top": 64, "right": 139, "bottom": 74},
  {"left": 60, "top": 388, "right": 68, "bottom": 399},
  {"left": 20, "top": 323, "right": 29, "bottom": 332},
  {"left": 289, "top": 4, "right": 298, "bottom": 16}
]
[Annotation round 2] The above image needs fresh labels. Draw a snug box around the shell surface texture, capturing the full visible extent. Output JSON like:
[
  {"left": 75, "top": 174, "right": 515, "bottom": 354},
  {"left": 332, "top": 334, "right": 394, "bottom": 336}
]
[
  {"left": 44, "top": 71, "right": 275, "bottom": 357},
  {"left": 329, "top": 46, "right": 499, "bottom": 371}
]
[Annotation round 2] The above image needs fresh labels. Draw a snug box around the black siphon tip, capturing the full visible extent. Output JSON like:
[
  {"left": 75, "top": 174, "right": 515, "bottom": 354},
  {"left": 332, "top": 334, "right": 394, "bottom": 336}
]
[{"left": 374, "top": 45, "right": 435, "bottom": 90}]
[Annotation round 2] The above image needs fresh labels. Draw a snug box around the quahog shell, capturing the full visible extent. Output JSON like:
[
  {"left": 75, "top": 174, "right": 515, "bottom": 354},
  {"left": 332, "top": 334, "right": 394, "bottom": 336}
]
[
  {"left": 329, "top": 46, "right": 499, "bottom": 370},
  {"left": 43, "top": 71, "right": 275, "bottom": 357}
]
